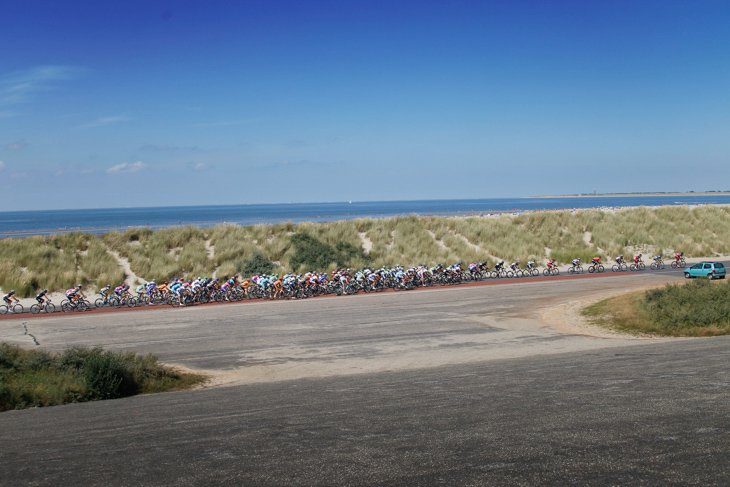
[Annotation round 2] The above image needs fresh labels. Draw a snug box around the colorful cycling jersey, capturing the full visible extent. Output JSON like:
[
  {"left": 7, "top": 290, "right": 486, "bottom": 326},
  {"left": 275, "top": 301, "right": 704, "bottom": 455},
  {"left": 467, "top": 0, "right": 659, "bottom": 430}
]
[
  {"left": 114, "top": 286, "right": 125, "bottom": 295},
  {"left": 65, "top": 288, "right": 77, "bottom": 297}
]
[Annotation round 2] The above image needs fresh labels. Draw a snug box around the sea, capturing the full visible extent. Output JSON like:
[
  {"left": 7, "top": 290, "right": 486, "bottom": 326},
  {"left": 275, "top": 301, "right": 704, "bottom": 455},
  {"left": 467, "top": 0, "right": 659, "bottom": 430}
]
[{"left": 2, "top": 195, "right": 730, "bottom": 238}]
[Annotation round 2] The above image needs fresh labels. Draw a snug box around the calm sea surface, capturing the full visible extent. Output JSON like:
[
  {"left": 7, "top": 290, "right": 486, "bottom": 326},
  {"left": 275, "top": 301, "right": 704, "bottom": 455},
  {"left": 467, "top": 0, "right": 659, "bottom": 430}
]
[{"left": 2, "top": 195, "right": 729, "bottom": 237}]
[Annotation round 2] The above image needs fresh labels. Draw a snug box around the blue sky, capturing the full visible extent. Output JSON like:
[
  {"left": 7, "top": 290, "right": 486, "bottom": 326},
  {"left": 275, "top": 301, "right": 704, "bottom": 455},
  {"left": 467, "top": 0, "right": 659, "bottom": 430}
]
[{"left": 1, "top": 1, "right": 729, "bottom": 210}]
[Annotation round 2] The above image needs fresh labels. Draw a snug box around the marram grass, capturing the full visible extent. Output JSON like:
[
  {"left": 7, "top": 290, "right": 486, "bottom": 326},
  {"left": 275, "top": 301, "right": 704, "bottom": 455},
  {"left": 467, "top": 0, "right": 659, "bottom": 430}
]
[{"left": 2, "top": 205, "right": 730, "bottom": 296}]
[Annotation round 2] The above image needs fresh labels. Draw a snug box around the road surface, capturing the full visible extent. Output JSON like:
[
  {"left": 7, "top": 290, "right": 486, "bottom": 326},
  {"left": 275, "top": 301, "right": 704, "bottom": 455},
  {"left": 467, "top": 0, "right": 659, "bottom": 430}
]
[{"left": 1, "top": 269, "right": 728, "bottom": 485}]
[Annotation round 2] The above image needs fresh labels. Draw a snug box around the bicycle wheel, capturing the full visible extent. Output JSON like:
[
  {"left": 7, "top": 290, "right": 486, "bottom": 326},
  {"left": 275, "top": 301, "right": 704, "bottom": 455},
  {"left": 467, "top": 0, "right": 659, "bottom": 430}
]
[
  {"left": 0, "top": 305, "right": 8, "bottom": 315},
  {"left": 506, "top": 271, "right": 514, "bottom": 278},
  {"left": 31, "top": 304, "right": 41, "bottom": 314},
  {"left": 95, "top": 298, "right": 106, "bottom": 308},
  {"left": 11, "top": 304, "right": 24, "bottom": 313},
  {"left": 651, "top": 263, "right": 657, "bottom": 270},
  {"left": 45, "top": 302, "right": 56, "bottom": 313},
  {"left": 588, "top": 265, "right": 596, "bottom": 274},
  {"left": 630, "top": 264, "right": 637, "bottom": 271},
  {"left": 671, "top": 262, "right": 677, "bottom": 268},
  {"left": 61, "top": 301, "right": 72, "bottom": 313},
  {"left": 568, "top": 267, "right": 575, "bottom": 275},
  {"left": 639, "top": 263, "right": 646, "bottom": 271},
  {"left": 598, "top": 265, "right": 604, "bottom": 272}
]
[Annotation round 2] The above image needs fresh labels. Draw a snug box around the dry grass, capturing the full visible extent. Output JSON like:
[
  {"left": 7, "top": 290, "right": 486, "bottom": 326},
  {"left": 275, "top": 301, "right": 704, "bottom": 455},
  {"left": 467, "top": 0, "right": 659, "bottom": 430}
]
[{"left": 2, "top": 205, "right": 730, "bottom": 295}]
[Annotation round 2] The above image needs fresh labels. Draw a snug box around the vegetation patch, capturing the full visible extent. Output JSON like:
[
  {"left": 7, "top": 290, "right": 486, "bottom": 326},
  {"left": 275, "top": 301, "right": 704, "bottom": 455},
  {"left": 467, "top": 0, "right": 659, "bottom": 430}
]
[
  {"left": 0, "top": 343, "right": 207, "bottom": 412},
  {"left": 237, "top": 252, "right": 276, "bottom": 276},
  {"left": 3, "top": 205, "right": 730, "bottom": 295},
  {"left": 289, "top": 232, "right": 370, "bottom": 272},
  {"left": 582, "top": 279, "right": 730, "bottom": 337}
]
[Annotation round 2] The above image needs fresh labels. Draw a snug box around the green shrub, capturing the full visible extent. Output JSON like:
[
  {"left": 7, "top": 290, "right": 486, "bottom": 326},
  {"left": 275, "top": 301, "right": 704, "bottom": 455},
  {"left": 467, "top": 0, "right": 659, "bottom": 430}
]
[
  {"left": 0, "top": 343, "right": 206, "bottom": 411},
  {"left": 237, "top": 253, "right": 275, "bottom": 276},
  {"left": 82, "top": 350, "right": 137, "bottom": 400},
  {"left": 583, "top": 280, "right": 730, "bottom": 336},
  {"left": 642, "top": 279, "right": 730, "bottom": 332},
  {"left": 288, "top": 233, "right": 370, "bottom": 272}
]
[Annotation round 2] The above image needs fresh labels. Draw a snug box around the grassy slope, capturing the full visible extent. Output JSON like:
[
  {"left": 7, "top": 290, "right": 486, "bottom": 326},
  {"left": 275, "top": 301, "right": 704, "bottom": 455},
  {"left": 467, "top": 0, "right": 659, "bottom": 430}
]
[
  {"left": 2, "top": 205, "right": 730, "bottom": 296},
  {"left": 581, "top": 279, "right": 730, "bottom": 337}
]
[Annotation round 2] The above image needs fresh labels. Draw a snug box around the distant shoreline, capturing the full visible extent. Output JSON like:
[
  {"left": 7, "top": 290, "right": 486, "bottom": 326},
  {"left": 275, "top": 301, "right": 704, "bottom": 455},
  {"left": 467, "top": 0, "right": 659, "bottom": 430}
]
[{"left": 531, "top": 192, "right": 730, "bottom": 198}]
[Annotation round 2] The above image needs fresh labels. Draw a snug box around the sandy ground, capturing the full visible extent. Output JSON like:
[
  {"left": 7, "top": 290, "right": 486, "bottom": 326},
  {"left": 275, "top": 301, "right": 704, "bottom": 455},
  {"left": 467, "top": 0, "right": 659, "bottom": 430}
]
[{"left": 539, "top": 285, "right": 674, "bottom": 340}]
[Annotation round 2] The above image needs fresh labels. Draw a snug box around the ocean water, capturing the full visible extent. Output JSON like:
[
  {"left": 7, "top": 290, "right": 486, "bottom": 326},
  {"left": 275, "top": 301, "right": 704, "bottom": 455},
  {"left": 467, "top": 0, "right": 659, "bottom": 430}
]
[{"left": 2, "top": 195, "right": 729, "bottom": 237}]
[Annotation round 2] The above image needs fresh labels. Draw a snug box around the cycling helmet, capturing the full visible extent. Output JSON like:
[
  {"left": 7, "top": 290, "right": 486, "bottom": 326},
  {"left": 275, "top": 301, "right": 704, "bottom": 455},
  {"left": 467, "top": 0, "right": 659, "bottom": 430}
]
[
  {"left": 77, "top": 284, "right": 82, "bottom": 288},
  {"left": 43, "top": 289, "right": 48, "bottom": 293},
  {"left": 10, "top": 290, "right": 15, "bottom": 293}
]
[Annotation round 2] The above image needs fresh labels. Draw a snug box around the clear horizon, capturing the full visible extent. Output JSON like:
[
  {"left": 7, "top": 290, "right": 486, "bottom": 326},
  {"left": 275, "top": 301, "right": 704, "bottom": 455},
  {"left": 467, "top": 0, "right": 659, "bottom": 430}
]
[{"left": 2, "top": 1, "right": 729, "bottom": 211}]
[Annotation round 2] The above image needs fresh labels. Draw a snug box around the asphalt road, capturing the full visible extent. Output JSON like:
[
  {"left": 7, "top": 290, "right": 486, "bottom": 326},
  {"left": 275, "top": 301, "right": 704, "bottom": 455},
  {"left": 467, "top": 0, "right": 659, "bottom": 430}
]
[{"left": 1, "top": 269, "right": 729, "bottom": 485}]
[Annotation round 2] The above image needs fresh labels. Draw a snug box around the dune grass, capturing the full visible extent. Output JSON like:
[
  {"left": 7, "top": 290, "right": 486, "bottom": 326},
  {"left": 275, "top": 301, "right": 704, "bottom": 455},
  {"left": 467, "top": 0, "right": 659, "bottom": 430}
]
[
  {"left": 2, "top": 205, "right": 730, "bottom": 295},
  {"left": 0, "top": 233, "right": 124, "bottom": 297},
  {"left": 0, "top": 342, "right": 207, "bottom": 412},
  {"left": 581, "top": 279, "right": 730, "bottom": 337}
]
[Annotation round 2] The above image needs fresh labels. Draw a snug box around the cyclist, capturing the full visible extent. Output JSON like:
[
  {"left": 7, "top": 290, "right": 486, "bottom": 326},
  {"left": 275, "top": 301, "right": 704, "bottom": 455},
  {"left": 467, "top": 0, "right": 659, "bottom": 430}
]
[
  {"left": 571, "top": 258, "right": 581, "bottom": 268},
  {"left": 3, "top": 290, "right": 20, "bottom": 308},
  {"left": 114, "top": 284, "right": 126, "bottom": 299},
  {"left": 36, "top": 288, "right": 50, "bottom": 308},
  {"left": 615, "top": 254, "right": 624, "bottom": 265},
  {"left": 592, "top": 256, "right": 601, "bottom": 265},
  {"left": 99, "top": 284, "right": 111, "bottom": 300},
  {"left": 546, "top": 259, "right": 557, "bottom": 270},
  {"left": 634, "top": 253, "right": 643, "bottom": 265},
  {"left": 674, "top": 252, "right": 684, "bottom": 263},
  {"left": 526, "top": 259, "right": 536, "bottom": 270},
  {"left": 653, "top": 254, "right": 663, "bottom": 263},
  {"left": 158, "top": 281, "right": 169, "bottom": 296}
]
